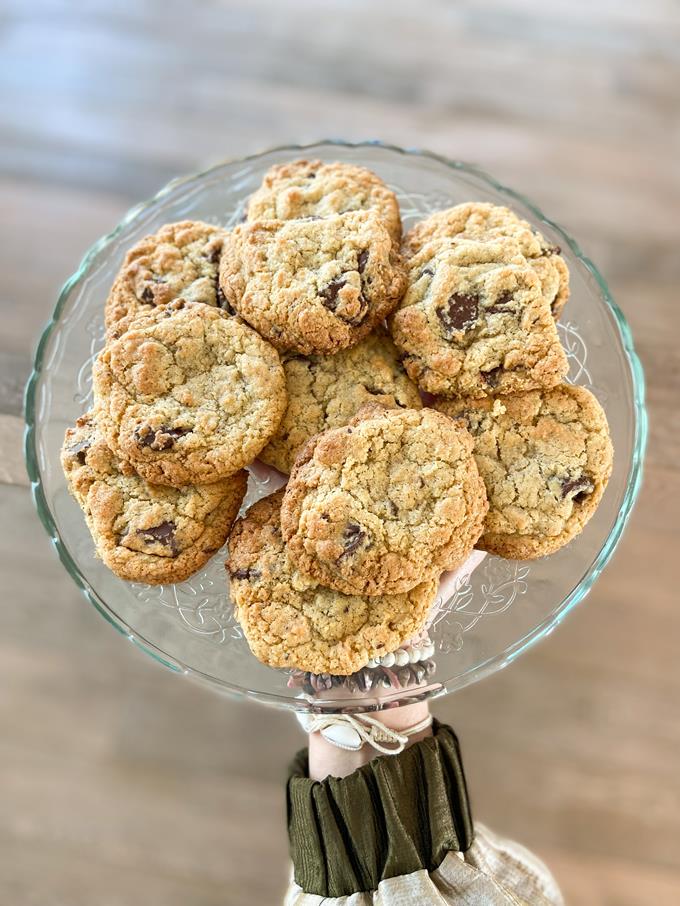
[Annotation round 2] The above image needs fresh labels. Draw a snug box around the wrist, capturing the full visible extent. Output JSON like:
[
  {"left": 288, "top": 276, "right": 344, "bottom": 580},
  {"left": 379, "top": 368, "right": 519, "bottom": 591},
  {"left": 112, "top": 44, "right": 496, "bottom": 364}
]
[{"left": 308, "top": 701, "right": 432, "bottom": 781}]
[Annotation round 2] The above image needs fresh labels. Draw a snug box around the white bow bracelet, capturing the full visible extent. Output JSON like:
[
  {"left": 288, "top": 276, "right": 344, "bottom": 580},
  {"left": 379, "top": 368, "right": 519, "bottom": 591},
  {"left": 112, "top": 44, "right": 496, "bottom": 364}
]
[{"left": 297, "top": 711, "right": 433, "bottom": 755}]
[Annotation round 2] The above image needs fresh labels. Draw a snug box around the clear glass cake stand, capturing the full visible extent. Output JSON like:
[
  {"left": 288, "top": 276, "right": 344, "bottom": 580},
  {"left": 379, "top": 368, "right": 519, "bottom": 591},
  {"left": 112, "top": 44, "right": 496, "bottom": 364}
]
[{"left": 24, "top": 141, "right": 647, "bottom": 714}]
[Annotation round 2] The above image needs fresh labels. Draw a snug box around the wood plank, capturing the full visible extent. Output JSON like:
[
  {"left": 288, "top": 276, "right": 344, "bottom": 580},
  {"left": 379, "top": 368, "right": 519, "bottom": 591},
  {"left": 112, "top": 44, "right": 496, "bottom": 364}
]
[
  {"left": 540, "top": 847, "right": 680, "bottom": 906},
  {"left": 0, "top": 415, "right": 26, "bottom": 485}
]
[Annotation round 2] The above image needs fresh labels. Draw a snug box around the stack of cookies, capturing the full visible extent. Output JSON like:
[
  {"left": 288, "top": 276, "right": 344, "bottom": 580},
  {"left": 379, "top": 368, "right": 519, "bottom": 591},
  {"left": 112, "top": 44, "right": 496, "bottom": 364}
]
[
  {"left": 61, "top": 226, "right": 287, "bottom": 585},
  {"left": 390, "top": 201, "right": 614, "bottom": 560},
  {"left": 61, "top": 158, "right": 613, "bottom": 679}
]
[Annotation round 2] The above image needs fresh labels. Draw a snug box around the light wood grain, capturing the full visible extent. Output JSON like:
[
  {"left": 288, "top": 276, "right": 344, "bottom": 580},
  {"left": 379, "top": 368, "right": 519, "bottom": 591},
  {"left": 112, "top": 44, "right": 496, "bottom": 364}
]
[{"left": 1, "top": 1, "right": 678, "bottom": 903}]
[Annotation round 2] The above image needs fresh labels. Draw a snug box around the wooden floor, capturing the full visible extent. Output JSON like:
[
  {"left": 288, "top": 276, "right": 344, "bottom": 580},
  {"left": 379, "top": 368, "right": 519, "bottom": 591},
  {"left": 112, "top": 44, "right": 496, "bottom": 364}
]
[{"left": 2, "top": 2, "right": 679, "bottom": 903}]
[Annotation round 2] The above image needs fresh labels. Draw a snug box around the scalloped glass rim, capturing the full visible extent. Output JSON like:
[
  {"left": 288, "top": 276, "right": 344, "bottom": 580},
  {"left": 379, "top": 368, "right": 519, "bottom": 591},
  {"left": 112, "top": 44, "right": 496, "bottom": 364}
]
[{"left": 24, "top": 139, "right": 648, "bottom": 711}]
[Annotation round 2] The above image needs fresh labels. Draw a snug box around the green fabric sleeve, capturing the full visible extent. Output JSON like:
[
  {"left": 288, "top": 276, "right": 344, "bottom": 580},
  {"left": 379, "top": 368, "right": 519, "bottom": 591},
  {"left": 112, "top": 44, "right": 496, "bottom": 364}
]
[{"left": 287, "top": 719, "right": 473, "bottom": 898}]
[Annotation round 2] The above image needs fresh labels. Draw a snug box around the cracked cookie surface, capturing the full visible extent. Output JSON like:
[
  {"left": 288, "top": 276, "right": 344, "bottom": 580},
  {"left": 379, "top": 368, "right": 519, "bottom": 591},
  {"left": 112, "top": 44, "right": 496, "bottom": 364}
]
[
  {"left": 259, "top": 329, "right": 422, "bottom": 474},
  {"left": 246, "top": 159, "right": 401, "bottom": 243},
  {"left": 61, "top": 412, "right": 247, "bottom": 584},
  {"left": 435, "top": 385, "right": 613, "bottom": 559},
  {"left": 228, "top": 490, "right": 437, "bottom": 675},
  {"left": 219, "top": 211, "right": 406, "bottom": 355},
  {"left": 404, "top": 202, "right": 569, "bottom": 318},
  {"left": 389, "top": 238, "right": 568, "bottom": 398},
  {"left": 281, "top": 405, "right": 488, "bottom": 596},
  {"left": 93, "top": 300, "right": 287, "bottom": 487},
  {"left": 105, "top": 220, "right": 229, "bottom": 339}
]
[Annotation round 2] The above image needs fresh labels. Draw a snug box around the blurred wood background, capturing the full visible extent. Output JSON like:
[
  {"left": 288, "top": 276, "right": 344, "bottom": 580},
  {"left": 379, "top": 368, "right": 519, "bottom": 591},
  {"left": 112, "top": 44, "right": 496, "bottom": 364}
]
[{"left": 1, "top": 1, "right": 679, "bottom": 903}]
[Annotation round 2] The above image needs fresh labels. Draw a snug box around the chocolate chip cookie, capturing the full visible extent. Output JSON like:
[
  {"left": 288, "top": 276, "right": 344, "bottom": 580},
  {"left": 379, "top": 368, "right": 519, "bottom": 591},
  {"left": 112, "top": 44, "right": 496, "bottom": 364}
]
[
  {"left": 280, "top": 405, "right": 488, "bottom": 596},
  {"left": 228, "top": 490, "right": 437, "bottom": 675},
  {"left": 105, "top": 220, "right": 229, "bottom": 339},
  {"left": 219, "top": 211, "right": 406, "bottom": 355},
  {"left": 435, "top": 384, "right": 613, "bottom": 559},
  {"left": 62, "top": 412, "right": 247, "bottom": 584},
  {"left": 389, "top": 238, "right": 568, "bottom": 398},
  {"left": 246, "top": 159, "right": 402, "bottom": 244},
  {"left": 259, "top": 329, "right": 422, "bottom": 474},
  {"left": 93, "top": 300, "right": 287, "bottom": 487},
  {"left": 404, "top": 202, "right": 570, "bottom": 318}
]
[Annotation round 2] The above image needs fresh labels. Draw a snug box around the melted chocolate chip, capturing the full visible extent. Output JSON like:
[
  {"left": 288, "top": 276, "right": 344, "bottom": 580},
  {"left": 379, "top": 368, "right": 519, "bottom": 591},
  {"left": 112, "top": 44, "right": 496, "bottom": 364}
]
[
  {"left": 137, "top": 521, "right": 178, "bottom": 556},
  {"left": 162, "top": 426, "right": 190, "bottom": 445},
  {"left": 319, "top": 277, "right": 346, "bottom": 312},
  {"left": 544, "top": 244, "right": 562, "bottom": 257},
  {"left": 561, "top": 476, "right": 594, "bottom": 503},
  {"left": 436, "top": 292, "right": 479, "bottom": 336},
  {"left": 338, "top": 522, "right": 367, "bottom": 560},
  {"left": 482, "top": 366, "right": 503, "bottom": 388},
  {"left": 68, "top": 439, "right": 91, "bottom": 465},
  {"left": 140, "top": 286, "right": 155, "bottom": 303},
  {"left": 357, "top": 249, "right": 369, "bottom": 274},
  {"left": 230, "top": 567, "right": 261, "bottom": 581},
  {"left": 346, "top": 294, "right": 369, "bottom": 326},
  {"left": 420, "top": 266, "right": 434, "bottom": 279},
  {"left": 134, "top": 426, "right": 154, "bottom": 447},
  {"left": 486, "top": 291, "right": 514, "bottom": 314},
  {"left": 216, "top": 284, "right": 234, "bottom": 314},
  {"left": 134, "top": 425, "right": 191, "bottom": 451}
]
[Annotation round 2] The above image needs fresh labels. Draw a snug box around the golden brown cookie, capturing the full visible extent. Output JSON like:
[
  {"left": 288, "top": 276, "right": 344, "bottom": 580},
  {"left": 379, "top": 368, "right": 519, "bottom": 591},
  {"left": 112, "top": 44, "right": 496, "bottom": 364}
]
[
  {"left": 404, "top": 202, "right": 569, "bottom": 318},
  {"left": 246, "top": 159, "right": 402, "bottom": 244},
  {"left": 93, "top": 300, "right": 286, "bottom": 487},
  {"left": 435, "top": 385, "right": 613, "bottom": 559},
  {"left": 62, "top": 412, "right": 247, "bottom": 584},
  {"left": 259, "top": 329, "right": 422, "bottom": 474},
  {"left": 219, "top": 212, "right": 406, "bottom": 355},
  {"left": 389, "top": 238, "right": 568, "bottom": 398},
  {"left": 228, "top": 490, "right": 437, "bottom": 675},
  {"left": 105, "top": 220, "right": 228, "bottom": 339},
  {"left": 281, "top": 405, "right": 488, "bottom": 596}
]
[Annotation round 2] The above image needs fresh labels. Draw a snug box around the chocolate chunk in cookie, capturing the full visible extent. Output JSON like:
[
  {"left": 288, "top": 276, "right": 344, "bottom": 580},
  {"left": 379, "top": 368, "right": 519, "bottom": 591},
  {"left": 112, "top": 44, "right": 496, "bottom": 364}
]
[{"left": 436, "top": 292, "right": 479, "bottom": 336}]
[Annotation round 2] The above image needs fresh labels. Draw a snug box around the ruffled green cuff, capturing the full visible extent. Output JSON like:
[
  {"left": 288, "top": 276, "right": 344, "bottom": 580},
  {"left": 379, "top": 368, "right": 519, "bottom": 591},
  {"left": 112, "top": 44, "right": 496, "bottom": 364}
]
[{"left": 287, "top": 719, "right": 473, "bottom": 898}]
